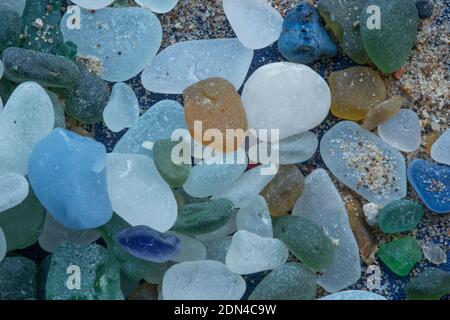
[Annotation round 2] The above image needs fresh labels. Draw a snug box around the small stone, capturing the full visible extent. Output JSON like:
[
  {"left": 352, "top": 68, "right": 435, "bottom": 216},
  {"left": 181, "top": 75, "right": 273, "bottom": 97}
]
[
  {"left": 117, "top": 225, "right": 181, "bottom": 263},
  {"left": 212, "top": 164, "right": 278, "bottom": 208},
  {"left": 318, "top": 0, "right": 370, "bottom": 64},
  {"left": 377, "top": 237, "right": 422, "bottom": 276},
  {"left": 0, "top": 191, "right": 46, "bottom": 251},
  {"left": 320, "top": 290, "right": 387, "bottom": 300},
  {"left": 278, "top": 3, "right": 337, "bottom": 64},
  {"left": 226, "top": 230, "right": 288, "bottom": 274},
  {"left": 422, "top": 242, "right": 447, "bottom": 265},
  {"left": 273, "top": 215, "right": 336, "bottom": 272},
  {"left": 377, "top": 199, "right": 424, "bottom": 234},
  {"left": 360, "top": 0, "right": 419, "bottom": 73},
  {"left": 249, "top": 262, "right": 317, "bottom": 300},
  {"left": 135, "top": 0, "right": 179, "bottom": 14},
  {"left": 3, "top": 47, "right": 80, "bottom": 88},
  {"left": 0, "top": 9, "right": 20, "bottom": 53},
  {"left": 46, "top": 244, "right": 121, "bottom": 300},
  {"left": 415, "top": 0, "right": 434, "bottom": 19},
  {"left": 153, "top": 139, "right": 191, "bottom": 188},
  {"left": 142, "top": 39, "right": 253, "bottom": 94},
  {"left": 236, "top": 195, "right": 273, "bottom": 238},
  {"left": 260, "top": 164, "right": 305, "bottom": 216},
  {"left": 0, "top": 256, "right": 37, "bottom": 300},
  {"left": 103, "top": 82, "right": 140, "bottom": 132},
  {"left": 405, "top": 268, "right": 450, "bottom": 300},
  {"left": 183, "top": 78, "right": 248, "bottom": 152},
  {"left": 114, "top": 100, "right": 187, "bottom": 158},
  {"left": 106, "top": 153, "right": 178, "bottom": 233},
  {"left": 0, "top": 82, "right": 54, "bottom": 176},
  {"left": 407, "top": 159, "right": 450, "bottom": 214},
  {"left": 363, "top": 203, "right": 381, "bottom": 226},
  {"left": 169, "top": 232, "right": 207, "bottom": 263},
  {"left": 28, "top": 128, "right": 113, "bottom": 230},
  {"left": 242, "top": 62, "right": 331, "bottom": 140},
  {"left": 203, "top": 236, "right": 232, "bottom": 263},
  {"left": 320, "top": 121, "right": 407, "bottom": 206},
  {"left": 65, "top": 63, "right": 110, "bottom": 125},
  {"left": 162, "top": 260, "right": 246, "bottom": 300},
  {"left": 277, "top": 132, "right": 318, "bottom": 164},
  {"left": 378, "top": 109, "right": 421, "bottom": 152},
  {"left": 328, "top": 67, "right": 387, "bottom": 121},
  {"left": 71, "top": 0, "right": 115, "bottom": 10},
  {"left": 38, "top": 214, "right": 100, "bottom": 253},
  {"left": 173, "top": 199, "right": 235, "bottom": 235},
  {"left": 362, "top": 96, "right": 404, "bottom": 131},
  {"left": 0, "top": 173, "right": 29, "bottom": 213},
  {"left": 183, "top": 149, "right": 247, "bottom": 198},
  {"left": 223, "top": 0, "right": 283, "bottom": 49},
  {"left": 431, "top": 129, "right": 450, "bottom": 165},
  {"left": 61, "top": 7, "right": 162, "bottom": 82},
  {"left": 0, "top": 227, "right": 5, "bottom": 261},
  {"left": 292, "top": 169, "right": 361, "bottom": 292}
]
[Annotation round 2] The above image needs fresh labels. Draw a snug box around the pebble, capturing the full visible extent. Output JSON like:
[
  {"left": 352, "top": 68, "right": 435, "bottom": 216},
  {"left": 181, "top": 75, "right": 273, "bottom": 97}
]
[
  {"left": 273, "top": 215, "right": 336, "bottom": 272},
  {"left": 212, "top": 164, "right": 278, "bottom": 208},
  {"left": 28, "top": 128, "right": 113, "bottom": 230},
  {"left": 378, "top": 109, "right": 421, "bottom": 152},
  {"left": 278, "top": 3, "right": 337, "bottom": 64},
  {"left": 168, "top": 232, "right": 207, "bottom": 263},
  {"left": 183, "top": 149, "right": 247, "bottom": 198},
  {"left": 362, "top": 96, "right": 404, "bottom": 131},
  {"left": 415, "top": 0, "right": 434, "bottom": 19},
  {"left": 61, "top": 7, "right": 162, "bottom": 82},
  {"left": 225, "top": 230, "right": 288, "bottom": 275},
  {"left": 431, "top": 129, "right": 450, "bottom": 165},
  {"left": 0, "top": 9, "right": 20, "bottom": 53},
  {"left": 103, "top": 82, "right": 140, "bottom": 133},
  {"left": 377, "top": 237, "right": 422, "bottom": 276},
  {"left": 320, "top": 121, "right": 407, "bottom": 206},
  {"left": 135, "top": 0, "right": 180, "bottom": 14},
  {"left": 0, "top": 82, "right": 54, "bottom": 176},
  {"left": 71, "top": 0, "right": 115, "bottom": 10},
  {"left": 0, "top": 256, "right": 37, "bottom": 300},
  {"left": 318, "top": 0, "right": 369, "bottom": 64},
  {"left": 113, "top": 100, "right": 187, "bottom": 158},
  {"left": 407, "top": 159, "right": 450, "bottom": 214},
  {"left": 173, "top": 198, "right": 235, "bottom": 235},
  {"left": 38, "top": 213, "right": 100, "bottom": 253},
  {"left": 363, "top": 203, "right": 381, "bottom": 226},
  {"left": 261, "top": 165, "right": 305, "bottom": 216},
  {"left": 422, "top": 242, "right": 447, "bottom": 265},
  {"left": 65, "top": 63, "right": 110, "bottom": 124},
  {"left": 2, "top": 47, "right": 80, "bottom": 88},
  {"left": 203, "top": 236, "right": 232, "bottom": 263},
  {"left": 242, "top": 62, "right": 331, "bottom": 140},
  {"left": 141, "top": 38, "right": 254, "bottom": 94},
  {"left": 45, "top": 244, "right": 121, "bottom": 300},
  {"left": 236, "top": 195, "right": 273, "bottom": 238},
  {"left": 106, "top": 153, "right": 178, "bottom": 233},
  {"left": 223, "top": 0, "right": 283, "bottom": 50},
  {"left": 249, "top": 263, "right": 317, "bottom": 300},
  {"left": 162, "top": 260, "right": 246, "bottom": 300},
  {"left": 0, "top": 0, "right": 26, "bottom": 16},
  {"left": 0, "top": 173, "right": 29, "bottom": 213},
  {"left": 292, "top": 169, "right": 361, "bottom": 292},
  {"left": 377, "top": 199, "right": 424, "bottom": 234},
  {"left": 320, "top": 290, "right": 387, "bottom": 300},
  {"left": 183, "top": 77, "right": 248, "bottom": 152},
  {"left": 405, "top": 268, "right": 450, "bottom": 300},
  {"left": 277, "top": 132, "right": 319, "bottom": 164},
  {"left": 0, "top": 227, "right": 5, "bottom": 261},
  {"left": 153, "top": 139, "right": 191, "bottom": 188},
  {"left": 116, "top": 225, "right": 181, "bottom": 263},
  {"left": 0, "top": 191, "right": 45, "bottom": 251},
  {"left": 328, "top": 66, "right": 387, "bottom": 121},
  {"left": 360, "top": 0, "right": 419, "bottom": 73}
]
